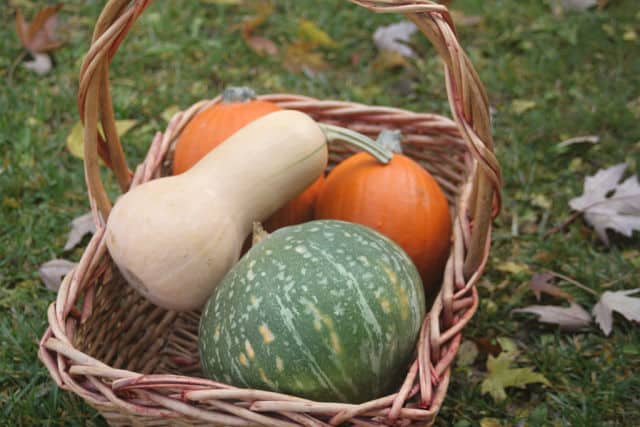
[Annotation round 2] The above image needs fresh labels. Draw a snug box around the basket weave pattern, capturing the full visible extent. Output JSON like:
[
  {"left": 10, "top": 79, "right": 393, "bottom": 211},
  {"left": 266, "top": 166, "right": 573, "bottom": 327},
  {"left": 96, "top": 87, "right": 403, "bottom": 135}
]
[{"left": 39, "top": 1, "right": 502, "bottom": 426}]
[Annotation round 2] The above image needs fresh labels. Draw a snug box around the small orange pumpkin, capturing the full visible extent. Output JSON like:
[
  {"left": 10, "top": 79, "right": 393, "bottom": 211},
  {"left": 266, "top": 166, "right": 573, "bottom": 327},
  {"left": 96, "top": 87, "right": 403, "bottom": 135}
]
[
  {"left": 173, "top": 87, "right": 322, "bottom": 230},
  {"left": 315, "top": 131, "right": 452, "bottom": 294}
]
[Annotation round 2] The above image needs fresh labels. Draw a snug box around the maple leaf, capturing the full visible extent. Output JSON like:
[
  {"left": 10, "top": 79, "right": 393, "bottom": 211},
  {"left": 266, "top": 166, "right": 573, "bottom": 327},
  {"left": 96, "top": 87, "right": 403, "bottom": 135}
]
[
  {"left": 63, "top": 212, "right": 96, "bottom": 251},
  {"left": 593, "top": 289, "right": 640, "bottom": 336},
  {"left": 481, "top": 338, "right": 550, "bottom": 402},
  {"left": 15, "top": 4, "right": 64, "bottom": 54},
  {"left": 512, "top": 302, "right": 592, "bottom": 331},
  {"left": 39, "top": 259, "right": 76, "bottom": 291},
  {"left": 529, "top": 272, "right": 574, "bottom": 301},
  {"left": 569, "top": 163, "right": 640, "bottom": 245}
]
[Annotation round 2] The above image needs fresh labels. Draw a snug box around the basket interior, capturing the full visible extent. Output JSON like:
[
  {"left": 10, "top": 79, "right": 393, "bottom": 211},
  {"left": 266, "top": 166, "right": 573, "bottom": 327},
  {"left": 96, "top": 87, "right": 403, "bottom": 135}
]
[{"left": 74, "top": 105, "right": 470, "bottom": 381}]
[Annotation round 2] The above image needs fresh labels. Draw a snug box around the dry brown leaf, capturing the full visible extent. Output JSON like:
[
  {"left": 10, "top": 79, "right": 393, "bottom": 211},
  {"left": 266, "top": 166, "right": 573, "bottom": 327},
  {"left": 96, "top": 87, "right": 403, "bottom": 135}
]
[
  {"left": 450, "top": 9, "right": 484, "bottom": 27},
  {"left": 513, "top": 303, "right": 592, "bottom": 331},
  {"left": 245, "top": 35, "right": 278, "bottom": 56},
  {"left": 15, "top": 4, "right": 64, "bottom": 54},
  {"left": 593, "top": 289, "right": 640, "bottom": 336},
  {"left": 39, "top": 259, "right": 76, "bottom": 291},
  {"left": 23, "top": 52, "right": 52, "bottom": 75},
  {"left": 529, "top": 272, "right": 574, "bottom": 301},
  {"left": 63, "top": 212, "right": 96, "bottom": 251},
  {"left": 569, "top": 163, "right": 640, "bottom": 245}
]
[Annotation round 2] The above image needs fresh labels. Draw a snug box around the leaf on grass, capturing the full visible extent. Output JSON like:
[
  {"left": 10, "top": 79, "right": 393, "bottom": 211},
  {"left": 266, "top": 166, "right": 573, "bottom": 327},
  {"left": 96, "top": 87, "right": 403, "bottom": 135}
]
[
  {"left": 559, "top": 0, "right": 598, "bottom": 11},
  {"left": 450, "top": 10, "right": 484, "bottom": 27},
  {"left": 39, "top": 259, "right": 76, "bottom": 291},
  {"left": 283, "top": 42, "right": 328, "bottom": 73},
  {"left": 569, "top": 163, "right": 640, "bottom": 245},
  {"left": 496, "top": 261, "right": 531, "bottom": 275},
  {"left": 373, "top": 21, "right": 417, "bottom": 58},
  {"left": 237, "top": 0, "right": 278, "bottom": 57},
  {"left": 23, "top": 52, "right": 52, "bottom": 75},
  {"left": 511, "top": 99, "right": 536, "bottom": 115},
  {"left": 529, "top": 272, "right": 574, "bottom": 301},
  {"left": 481, "top": 337, "right": 550, "bottom": 402},
  {"left": 201, "top": 0, "right": 243, "bottom": 4},
  {"left": 593, "top": 289, "right": 640, "bottom": 336},
  {"left": 298, "top": 20, "right": 337, "bottom": 49},
  {"left": 513, "top": 303, "right": 592, "bottom": 331},
  {"left": 457, "top": 340, "right": 479, "bottom": 367},
  {"left": 66, "top": 120, "right": 137, "bottom": 159},
  {"left": 372, "top": 49, "right": 411, "bottom": 71},
  {"left": 161, "top": 105, "right": 181, "bottom": 123},
  {"left": 15, "top": 4, "right": 64, "bottom": 54},
  {"left": 479, "top": 419, "right": 502, "bottom": 427},
  {"left": 63, "top": 212, "right": 96, "bottom": 251},
  {"left": 245, "top": 36, "right": 278, "bottom": 56}
]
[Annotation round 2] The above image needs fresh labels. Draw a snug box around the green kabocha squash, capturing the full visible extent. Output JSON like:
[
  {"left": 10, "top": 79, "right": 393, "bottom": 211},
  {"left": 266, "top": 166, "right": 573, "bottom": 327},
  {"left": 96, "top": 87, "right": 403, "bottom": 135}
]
[{"left": 199, "top": 220, "right": 425, "bottom": 403}]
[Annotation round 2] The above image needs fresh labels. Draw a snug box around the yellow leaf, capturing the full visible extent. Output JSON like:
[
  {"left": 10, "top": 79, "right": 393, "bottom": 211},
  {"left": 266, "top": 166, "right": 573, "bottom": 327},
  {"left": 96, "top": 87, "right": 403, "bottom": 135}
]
[
  {"left": 511, "top": 99, "right": 536, "bottom": 115},
  {"left": 298, "top": 19, "right": 337, "bottom": 49},
  {"left": 481, "top": 338, "right": 550, "bottom": 402},
  {"left": 283, "top": 42, "right": 328, "bottom": 72},
  {"left": 372, "top": 49, "right": 410, "bottom": 72},
  {"left": 161, "top": 105, "right": 181, "bottom": 123},
  {"left": 496, "top": 261, "right": 531, "bottom": 275},
  {"left": 2, "top": 197, "right": 20, "bottom": 209},
  {"left": 623, "top": 29, "right": 638, "bottom": 41},
  {"left": 201, "top": 0, "right": 242, "bottom": 4},
  {"left": 480, "top": 419, "right": 502, "bottom": 427},
  {"left": 66, "top": 120, "right": 137, "bottom": 159}
]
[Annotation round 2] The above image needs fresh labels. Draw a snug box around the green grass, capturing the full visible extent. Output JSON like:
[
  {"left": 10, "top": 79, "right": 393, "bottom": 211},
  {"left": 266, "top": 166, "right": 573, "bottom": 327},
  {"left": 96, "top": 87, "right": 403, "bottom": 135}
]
[{"left": 1, "top": 0, "right": 639, "bottom": 425}]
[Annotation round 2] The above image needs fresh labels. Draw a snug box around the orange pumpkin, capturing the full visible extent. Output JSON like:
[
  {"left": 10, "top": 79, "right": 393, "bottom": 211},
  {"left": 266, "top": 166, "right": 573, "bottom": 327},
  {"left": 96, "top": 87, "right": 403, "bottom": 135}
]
[
  {"left": 315, "top": 136, "right": 452, "bottom": 294},
  {"left": 172, "top": 87, "right": 322, "bottom": 230}
]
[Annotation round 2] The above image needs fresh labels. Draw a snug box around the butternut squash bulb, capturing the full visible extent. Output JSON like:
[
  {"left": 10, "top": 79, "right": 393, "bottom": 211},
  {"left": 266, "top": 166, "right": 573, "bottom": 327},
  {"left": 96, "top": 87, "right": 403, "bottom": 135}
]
[{"left": 106, "top": 110, "right": 391, "bottom": 311}]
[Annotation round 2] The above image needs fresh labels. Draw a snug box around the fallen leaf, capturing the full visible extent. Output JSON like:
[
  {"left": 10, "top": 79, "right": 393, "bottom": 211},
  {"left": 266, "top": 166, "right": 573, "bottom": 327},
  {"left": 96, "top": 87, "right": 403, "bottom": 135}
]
[
  {"left": 559, "top": 0, "right": 598, "bottom": 11},
  {"left": 511, "top": 99, "right": 536, "bottom": 115},
  {"left": 479, "top": 419, "right": 502, "bottom": 427},
  {"left": 63, "top": 212, "right": 96, "bottom": 251},
  {"left": 161, "top": 105, "right": 181, "bottom": 123},
  {"left": 39, "top": 259, "right": 77, "bottom": 291},
  {"left": 457, "top": 340, "right": 479, "bottom": 367},
  {"left": 373, "top": 21, "right": 417, "bottom": 58},
  {"left": 496, "top": 261, "right": 531, "bottom": 275},
  {"left": 22, "top": 52, "right": 52, "bottom": 75},
  {"left": 201, "top": 0, "right": 243, "bottom": 4},
  {"left": 283, "top": 41, "right": 328, "bottom": 73},
  {"left": 556, "top": 135, "right": 600, "bottom": 149},
  {"left": 298, "top": 19, "right": 337, "bottom": 49},
  {"left": 66, "top": 120, "right": 137, "bottom": 159},
  {"left": 569, "top": 163, "right": 640, "bottom": 245},
  {"left": 15, "top": 4, "right": 64, "bottom": 54},
  {"left": 481, "top": 337, "right": 550, "bottom": 401},
  {"left": 450, "top": 10, "right": 484, "bottom": 27},
  {"left": 472, "top": 337, "right": 503, "bottom": 357},
  {"left": 529, "top": 272, "right": 574, "bottom": 301},
  {"left": 372, "top": 49, "right": 411, "bottom": 71},
  {"left": 593, "top": 289, "right": 640, "bottom": 336},
  {"left": 513, "top": 303, "right": 592, "bottom": 331},
  {"left": 245, "top": 35, "right": 278, "bottom": 56}
]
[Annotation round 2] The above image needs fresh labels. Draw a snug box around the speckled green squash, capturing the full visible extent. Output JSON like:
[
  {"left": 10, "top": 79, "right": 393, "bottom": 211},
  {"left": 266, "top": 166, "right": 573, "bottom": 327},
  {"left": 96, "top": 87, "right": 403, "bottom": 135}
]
[{"left": 198, "top": 220, "right": 425, "bottom": 403}]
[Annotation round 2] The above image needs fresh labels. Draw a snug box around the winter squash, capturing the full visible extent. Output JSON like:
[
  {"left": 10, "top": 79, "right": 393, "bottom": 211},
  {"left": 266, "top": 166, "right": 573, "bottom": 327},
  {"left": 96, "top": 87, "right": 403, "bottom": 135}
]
[
  {"left": 199, "top": 220, "right": 425, "bottom": 403},
  {"left": 106, "top": 110, "right": 392, "bottom": 311},
  {"left": 315, "top": 131, "right": 452, "bottom": 294},
  {"left": 173, "top": 87, "right": 323, "bottom": 230}
]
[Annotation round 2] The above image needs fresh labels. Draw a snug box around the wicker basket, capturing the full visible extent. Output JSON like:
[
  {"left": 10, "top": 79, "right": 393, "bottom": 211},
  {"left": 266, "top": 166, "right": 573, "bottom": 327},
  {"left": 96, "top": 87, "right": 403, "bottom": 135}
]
[{"left": 39, "top": 0, "right": 502, "bottom": 425}]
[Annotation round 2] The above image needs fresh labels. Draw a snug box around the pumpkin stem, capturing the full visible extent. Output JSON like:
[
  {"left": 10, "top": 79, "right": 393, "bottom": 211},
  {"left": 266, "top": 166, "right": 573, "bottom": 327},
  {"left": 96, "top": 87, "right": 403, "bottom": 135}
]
[
  {"left": 252, "top": 221, "right": 270, "bottom": 246},
  {"left": 377, "top": 129, "right": 403, "bottom": 154},
  {"left": 318, "top": 124, "right": 392, "bottom": 164},
  {"left": 222, "top": 86, "right": 257, "bottom": 103}
]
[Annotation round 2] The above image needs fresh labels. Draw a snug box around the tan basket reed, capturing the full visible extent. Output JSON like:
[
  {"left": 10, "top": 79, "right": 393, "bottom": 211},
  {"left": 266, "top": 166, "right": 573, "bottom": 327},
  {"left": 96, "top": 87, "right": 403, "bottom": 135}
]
[{"left": 38, "top": 0, "right": 502, "bottom": 425}]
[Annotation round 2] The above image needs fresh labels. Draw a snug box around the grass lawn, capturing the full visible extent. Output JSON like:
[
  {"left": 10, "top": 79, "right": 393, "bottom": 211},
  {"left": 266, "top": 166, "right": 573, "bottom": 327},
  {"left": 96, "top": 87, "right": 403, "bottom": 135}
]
[{"left": 1, "top": 0, "right": 639, "bottom": 425}]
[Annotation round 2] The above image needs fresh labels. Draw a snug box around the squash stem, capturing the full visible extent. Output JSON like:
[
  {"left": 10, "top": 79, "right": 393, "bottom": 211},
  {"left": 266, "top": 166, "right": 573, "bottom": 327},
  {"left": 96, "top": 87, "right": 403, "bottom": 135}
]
[
  {"left": 377, "top": 129, "right": 403, "bottom": 154},
  {"left": 252, "top": 221, "right": 269, "bottom": 246},
  {"left": 222, "top": 86, "right": 256, "bottom": 103},
  {"left": 319, "top": 124, "right": 392, "bottom": 164}
]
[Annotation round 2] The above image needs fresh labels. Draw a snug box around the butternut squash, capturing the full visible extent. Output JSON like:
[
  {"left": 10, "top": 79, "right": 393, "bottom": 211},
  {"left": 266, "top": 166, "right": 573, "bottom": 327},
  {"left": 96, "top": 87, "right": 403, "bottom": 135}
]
[{"left": 105, "top": 110, "right": 391, "bottom": 311}]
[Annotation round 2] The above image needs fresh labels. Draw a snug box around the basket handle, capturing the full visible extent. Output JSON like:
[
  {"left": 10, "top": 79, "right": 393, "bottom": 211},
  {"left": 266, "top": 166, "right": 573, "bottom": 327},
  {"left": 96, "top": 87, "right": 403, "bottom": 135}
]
[{"left": 78, "top": 0, "right": 501, "bottom": 277}]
